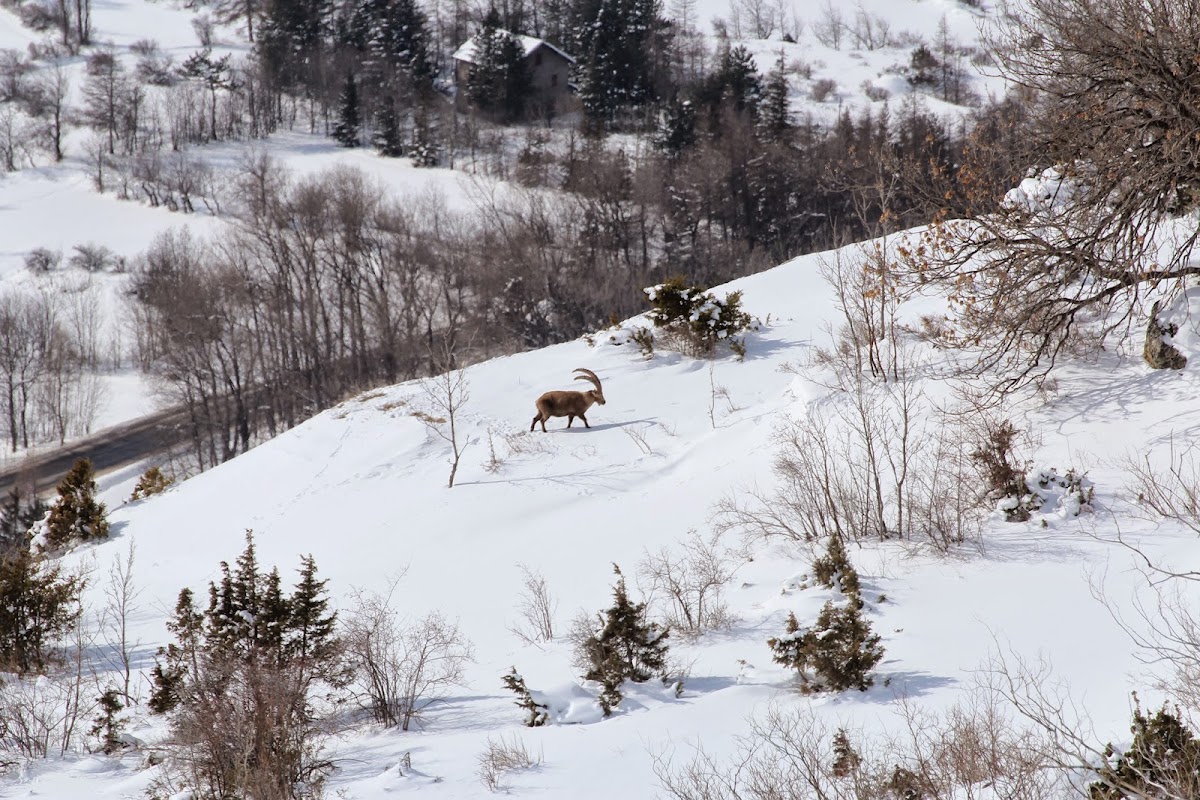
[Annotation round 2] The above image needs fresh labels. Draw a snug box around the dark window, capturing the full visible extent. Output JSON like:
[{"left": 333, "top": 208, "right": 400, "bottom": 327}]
[
  {"left": 551, "top": 73, "right": 558, "bottom": 87},
  {"left": 535, "top": 51, "right": 543, "bottom": 66}
]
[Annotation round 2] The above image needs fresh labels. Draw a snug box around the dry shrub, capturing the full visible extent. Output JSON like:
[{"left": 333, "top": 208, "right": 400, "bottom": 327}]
[
  {"left": 342, "top": 584, "right": 474, "bottom": 731},
  {"left": 654, "top": 694, "right": 1062, "bottom": 799},
  {"left": 508, "top": 563, "right": 558, "bottom": 645},
  {"left": 477, "top": 734, "right": 542, "bottom": 792},
  {"left": 637, "top": 530, "right": 746, "bottom": 638},
  {"left": 1124, "top": 437, "right": 1200, "bottom": 534}
]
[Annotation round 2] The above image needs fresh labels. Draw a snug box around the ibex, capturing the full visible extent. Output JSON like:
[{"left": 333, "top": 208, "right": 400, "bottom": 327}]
[{"left": 530, "top": 368, "right": 606, "bottom": 432}]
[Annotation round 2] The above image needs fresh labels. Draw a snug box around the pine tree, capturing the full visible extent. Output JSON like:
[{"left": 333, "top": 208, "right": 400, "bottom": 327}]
[
  {"left": 410, "top": 101, "right": 438, "bottom": 166},
  {"left": 257, "top": 0, "right": 331, "bottom": 92},
  {"left": 287, "top": 554, "right": 339, "bottom": 666},
  {"left": 502, "top": 667, "right": 549, "bottom": 726},
  {"left": 720, "top": 45, "right": 761, "bottom": 115},
  {"left": 372, "top": 99, "right": 404, "bottom": 156},
  {"left": 655, "top": 96, "right": 695, "bottom": 157},
  {"left": 572, "top": 0, "right": 662, "bottom": 129},
  {"left": 333, "top": 73, "right": 362, "bottom": 147},
  {"left": 178, "top": 48, "right": 234, "bottom": 141},
  {"left": 150, "top": 588, "right": 204, "bottom": 713},
  {"left": 146, "top": 536, "right": 341, "bottom": 796},
  {"left": 357, "top": 0, "right": 434, "bottom": 90},
  {"left": 151, "top": 533, "right": 343, "bottom": 714},
  {"left": 583, "top": 567, "right": 669, "bottom": 716},
  {"left": 43, "top": 458, "right": 109, "bottom": 549},
  {"left": 0, "top": 545, "right": 83, "bottom": 674},
  {"left": 811, "top": 534, "right": 862, "bottom": 606},
  {"left": 757, "top": 52, "right": 790, "bottom": 141},
  {"left": 258, "top": 567, "right": 289, "bottom": 660},
  {"left": 466, "top": 8, "right": 531, "bottom": 120}
]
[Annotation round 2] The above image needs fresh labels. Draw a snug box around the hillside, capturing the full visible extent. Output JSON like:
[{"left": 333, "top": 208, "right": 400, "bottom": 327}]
[
  {"left": 1, "top": 231, "right": 1195, "bottom": 797},
  {"left": 7, "top": 0, "right": 1200, "bottom": 796}
]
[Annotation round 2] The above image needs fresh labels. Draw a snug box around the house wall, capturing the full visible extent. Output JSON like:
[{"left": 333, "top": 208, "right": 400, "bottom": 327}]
[
  {"left": 526, "top": 45, "right": 572, "bottom": 104},
  {"left": 453, "top": 43, "right": 574, "bottom": 116}
]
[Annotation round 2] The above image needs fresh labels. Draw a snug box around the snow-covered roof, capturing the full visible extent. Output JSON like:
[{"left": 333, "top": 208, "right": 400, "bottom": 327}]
[{"left": 452, "top": 30, "right": 575, "bottom": 66}]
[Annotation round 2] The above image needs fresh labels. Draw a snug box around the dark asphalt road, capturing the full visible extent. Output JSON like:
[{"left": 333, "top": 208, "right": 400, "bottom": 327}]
[{"left": 0, "top": 407, "right": 192, "bottom": 497}]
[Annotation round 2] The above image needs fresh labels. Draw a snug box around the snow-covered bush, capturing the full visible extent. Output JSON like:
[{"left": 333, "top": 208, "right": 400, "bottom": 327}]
[
  {"left": 768, "top": 603, "right": 883, "bottom": 693},
  {"left": 770, "top": 534, "right": 880, "bottom": 693},
  {"left": 970, "top": 422, "right": 1094, "bottom": 522},
  {"left": 643, "top": 277, "right": 752, "bottom": 358},
  {"left": 1090, "top": 699, "right": 1200, "bottom": 800},
  {"left": 969, "top": 419, "right": 1033, "bottom": 522}
]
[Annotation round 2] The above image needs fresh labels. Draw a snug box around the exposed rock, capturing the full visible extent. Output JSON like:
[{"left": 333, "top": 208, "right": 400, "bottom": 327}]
[{"left": 1144, "top": 300, "right": 1187, "bottom": 370}]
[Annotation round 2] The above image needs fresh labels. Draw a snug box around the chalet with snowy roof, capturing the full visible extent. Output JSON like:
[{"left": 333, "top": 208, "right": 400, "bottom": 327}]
[{"left": 453, "top": 31, "right": 575, "bottom": 115}]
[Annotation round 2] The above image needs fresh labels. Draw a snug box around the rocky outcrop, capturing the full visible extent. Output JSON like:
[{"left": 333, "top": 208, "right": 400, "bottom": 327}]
[{"left": 1144, "top": 300, "right": 1187, "bottom": 370}]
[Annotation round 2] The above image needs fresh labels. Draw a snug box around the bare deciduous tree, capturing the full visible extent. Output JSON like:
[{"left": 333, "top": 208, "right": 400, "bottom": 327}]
[
  {"left": 101, "top": 539, "right": 141, "bottom": 704},
  {"left": 900, "top": 0, "right": 1200, "bottom": 393},
  {"left": 419, "top": 352, "right": 471, "bottom": 489}
]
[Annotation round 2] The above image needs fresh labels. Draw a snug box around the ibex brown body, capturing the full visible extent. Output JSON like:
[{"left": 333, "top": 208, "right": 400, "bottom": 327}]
[{"left": 531, "top": 368, "right": 606, "bottom": 432}]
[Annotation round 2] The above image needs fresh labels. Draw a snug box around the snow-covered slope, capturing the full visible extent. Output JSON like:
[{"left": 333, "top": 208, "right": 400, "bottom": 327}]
[{"left": 5, "top": 231, "right": 1198, "bottom": 798}]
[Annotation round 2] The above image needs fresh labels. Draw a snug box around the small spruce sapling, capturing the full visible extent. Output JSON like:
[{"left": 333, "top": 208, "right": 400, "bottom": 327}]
[
  {"left": 502, "top": 667, "right": 549, "bottom": 727},
  {"left": 831, "top": 727, "right": 861, "bottom": 778},
  {"left": 583, "top": 566, "right": 670, "bottom": 716},
  {"left": 91, "top": 688, "right": 126, "bottom": 754}
]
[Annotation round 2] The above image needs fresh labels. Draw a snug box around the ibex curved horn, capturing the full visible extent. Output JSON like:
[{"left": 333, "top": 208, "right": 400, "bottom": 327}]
[
  {"left": 530, "top": 368, "right": 607, "bottom": 432},
  {"left": 573, "top": 368, "right": 602, "bottom": 392}
]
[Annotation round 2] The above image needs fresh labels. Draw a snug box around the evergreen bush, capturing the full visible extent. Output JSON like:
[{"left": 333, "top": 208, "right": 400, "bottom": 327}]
[
  {"left": 771, "top": 535, "right": 880, "bottom": 692},
  {"left": 42, "top": 458, "right": 109, "bottom": 549},
  {"left": 1090, "top": 698, "right": 1200, "bottom": 799},
  {"left": 0, "top": 545, "right": 83, "bottom": 674},
  {"left": 130, "top": 466, "right": 173, "bottom": 501},
  {"left": 581, "top": 567, "right": 670, "bottom": 716},
  {"left": 767, "top": 603, "right": 883, "bottom": 692},
  {"left": 502, "top": 667, "right": 548, "bottom": 727},
  {"left": 643, "top": 277, "right": 752, "bottom": 358}
]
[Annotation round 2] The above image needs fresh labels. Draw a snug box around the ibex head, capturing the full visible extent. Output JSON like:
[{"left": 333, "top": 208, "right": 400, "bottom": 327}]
[
  {"left": 530, "top": 368, "right": 606, "bottom": 432},
  {"left": 573, "top": 368, "right": 605, "bottom": 405}
]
